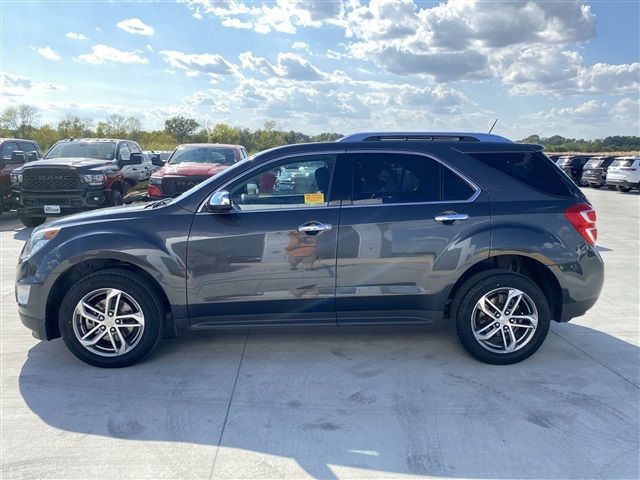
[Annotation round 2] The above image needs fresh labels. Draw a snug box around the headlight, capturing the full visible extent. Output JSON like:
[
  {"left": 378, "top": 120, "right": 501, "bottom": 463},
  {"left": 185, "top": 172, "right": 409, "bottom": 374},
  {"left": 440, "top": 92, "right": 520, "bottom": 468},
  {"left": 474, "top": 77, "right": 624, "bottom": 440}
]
[
  {"left": 11, "top": 173, "right": 23, "bottom": 186},
  {"left": 83, "top": 174, "right": 105, "bottom": 186},
  {"left": 20, "top": 227, "right": 60, "bottom": 262},
  {"left": 149, "top": 176, "right": 162, "bottom": 186}
]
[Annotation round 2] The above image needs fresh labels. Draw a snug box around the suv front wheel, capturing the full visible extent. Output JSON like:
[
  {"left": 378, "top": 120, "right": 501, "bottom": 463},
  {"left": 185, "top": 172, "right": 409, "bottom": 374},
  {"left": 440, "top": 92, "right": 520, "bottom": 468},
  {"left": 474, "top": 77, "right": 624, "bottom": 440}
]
[
  {"left": 58, "top": 269, "right": 164, "bottom": 367},
  {"left": 452, "top": 270, "right": 551, "bottom": 364}
]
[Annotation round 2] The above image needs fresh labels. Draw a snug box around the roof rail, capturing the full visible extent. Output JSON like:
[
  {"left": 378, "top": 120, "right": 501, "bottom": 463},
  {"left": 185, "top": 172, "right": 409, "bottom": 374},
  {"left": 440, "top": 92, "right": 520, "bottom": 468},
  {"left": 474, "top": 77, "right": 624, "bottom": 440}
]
[{"left": 338, "top": 131, "right": 513, "bottom": 143}]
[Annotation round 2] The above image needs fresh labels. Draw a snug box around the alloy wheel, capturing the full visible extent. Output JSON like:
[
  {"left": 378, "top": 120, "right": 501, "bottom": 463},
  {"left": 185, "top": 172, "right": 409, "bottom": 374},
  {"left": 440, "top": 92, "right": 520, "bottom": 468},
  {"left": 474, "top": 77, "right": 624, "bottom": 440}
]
[
  {"left": 72, "top": 288, "right": 145, "bottom": 357},
  {"left": 471, "top": 287, "right": 538, "bottom": 354}
]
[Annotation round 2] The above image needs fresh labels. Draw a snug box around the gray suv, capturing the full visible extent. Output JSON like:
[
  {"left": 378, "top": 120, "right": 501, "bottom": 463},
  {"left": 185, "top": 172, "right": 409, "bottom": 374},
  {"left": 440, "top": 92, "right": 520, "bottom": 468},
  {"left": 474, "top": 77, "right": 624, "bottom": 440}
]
[{"left": 16, "top": 132, "right": 604, "bottom": 367}]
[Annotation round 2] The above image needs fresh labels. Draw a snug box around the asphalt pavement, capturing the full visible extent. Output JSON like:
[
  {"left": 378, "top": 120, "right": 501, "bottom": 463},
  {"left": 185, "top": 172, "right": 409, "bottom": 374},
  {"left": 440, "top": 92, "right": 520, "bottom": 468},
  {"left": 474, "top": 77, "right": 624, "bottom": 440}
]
[{"left": 1, "top": 187, "right": 638, "bottom": 479}]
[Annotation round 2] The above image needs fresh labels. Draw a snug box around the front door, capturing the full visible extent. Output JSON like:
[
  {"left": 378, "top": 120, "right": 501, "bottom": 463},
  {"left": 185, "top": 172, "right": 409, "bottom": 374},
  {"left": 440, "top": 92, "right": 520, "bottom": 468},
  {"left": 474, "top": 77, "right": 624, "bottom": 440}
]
[
  {"left": 187, "top": 152, "right": 344, "bottom": 327},
  {"left": 336, "top": 150, "right": 491, "bottom": 324}
]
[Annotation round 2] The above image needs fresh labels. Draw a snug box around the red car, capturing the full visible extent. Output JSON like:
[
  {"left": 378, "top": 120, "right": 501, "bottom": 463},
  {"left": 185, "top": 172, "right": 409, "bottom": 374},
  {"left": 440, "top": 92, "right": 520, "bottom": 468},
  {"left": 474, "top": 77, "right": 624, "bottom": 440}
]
[{"left": 148, "top": 143, "right": 248, "bottom": 199}]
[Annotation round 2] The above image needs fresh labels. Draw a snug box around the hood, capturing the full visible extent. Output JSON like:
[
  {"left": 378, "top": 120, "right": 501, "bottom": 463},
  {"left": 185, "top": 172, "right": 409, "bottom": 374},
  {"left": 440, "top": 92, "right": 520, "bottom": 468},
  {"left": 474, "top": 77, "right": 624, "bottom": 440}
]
[
  {"left": 43, "top": 201, "right": 161, "bottom": 229},
  {"left": 155, "top": 162, "right": 230, "bottom": 177},
  {"left": 21, "top": 157, "right": 115, "bottom": 170}
]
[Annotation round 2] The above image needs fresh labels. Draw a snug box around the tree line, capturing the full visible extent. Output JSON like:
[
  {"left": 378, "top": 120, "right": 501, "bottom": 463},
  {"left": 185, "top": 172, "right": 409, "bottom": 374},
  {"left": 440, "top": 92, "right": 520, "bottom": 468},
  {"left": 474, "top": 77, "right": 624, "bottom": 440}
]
[{"left": 1, "top": 104, "right": 638, "bottom": 154}]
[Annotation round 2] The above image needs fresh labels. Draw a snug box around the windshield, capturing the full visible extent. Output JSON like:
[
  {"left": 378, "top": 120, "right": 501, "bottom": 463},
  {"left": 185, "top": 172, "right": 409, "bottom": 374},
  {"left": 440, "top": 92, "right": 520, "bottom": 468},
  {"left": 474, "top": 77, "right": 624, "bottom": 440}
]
[
  {"left": 168, "top": 146, "right": 236, "bottom": 166},
  {"left": 45, "top": 141, "right": 116, "bottom": 160}
]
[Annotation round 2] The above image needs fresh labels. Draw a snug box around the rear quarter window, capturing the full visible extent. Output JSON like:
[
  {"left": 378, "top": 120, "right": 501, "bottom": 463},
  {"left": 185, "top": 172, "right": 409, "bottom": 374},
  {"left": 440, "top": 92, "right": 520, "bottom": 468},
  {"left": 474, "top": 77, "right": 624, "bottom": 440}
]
[
  {"left": 469, "top": 151, "right": 582, "bottom": 197},
  {"left": 611, "top": 159, "right": 636, "bottom": 168}
]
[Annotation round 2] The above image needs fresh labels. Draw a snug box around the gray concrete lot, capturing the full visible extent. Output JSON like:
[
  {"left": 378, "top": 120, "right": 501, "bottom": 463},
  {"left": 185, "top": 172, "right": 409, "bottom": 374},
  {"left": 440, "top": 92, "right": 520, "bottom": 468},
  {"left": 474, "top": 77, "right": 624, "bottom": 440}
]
[{"left": 1, "top": 187, "right": 638, "bottom": 479}]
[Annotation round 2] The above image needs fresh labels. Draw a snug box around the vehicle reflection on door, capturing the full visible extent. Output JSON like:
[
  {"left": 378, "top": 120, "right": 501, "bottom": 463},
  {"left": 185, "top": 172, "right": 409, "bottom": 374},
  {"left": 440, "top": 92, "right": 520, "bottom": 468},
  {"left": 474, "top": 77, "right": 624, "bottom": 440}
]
[{"left": 186, "top": 210, "right": 340, "bottom": 327}]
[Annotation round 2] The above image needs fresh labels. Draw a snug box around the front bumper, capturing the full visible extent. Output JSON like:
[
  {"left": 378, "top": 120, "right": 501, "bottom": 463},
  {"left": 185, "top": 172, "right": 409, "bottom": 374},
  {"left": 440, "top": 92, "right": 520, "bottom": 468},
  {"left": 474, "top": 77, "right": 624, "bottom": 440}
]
[
  {"left": 15, "top": 188, "right": 108, "bottom": 216},
  {"left": 15, "top": 281, "right": 54, "bottom": 340}
]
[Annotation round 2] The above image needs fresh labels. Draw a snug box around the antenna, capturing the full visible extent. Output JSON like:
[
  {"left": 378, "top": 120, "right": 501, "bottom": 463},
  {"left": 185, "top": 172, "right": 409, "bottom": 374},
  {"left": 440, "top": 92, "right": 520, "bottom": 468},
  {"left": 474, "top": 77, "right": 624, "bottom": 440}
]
[{"left": 488, "top": 118, "right": 498, "bottom": 134}]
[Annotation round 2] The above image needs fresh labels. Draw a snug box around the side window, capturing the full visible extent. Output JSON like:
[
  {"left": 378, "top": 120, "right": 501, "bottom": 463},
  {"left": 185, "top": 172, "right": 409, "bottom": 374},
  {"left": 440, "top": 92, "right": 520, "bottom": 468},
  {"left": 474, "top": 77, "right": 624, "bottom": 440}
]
[
  {"left": 228, "top": 154, "right": 336, "bottom": 211},
  {"left": 119, "top": 143, "right": 131, "bottom": 161},
  {"left": 469, "top": 151, "right": 579, "bottom": 197},
  {"left": 353, "top": 153, "right": 440, "bottom": 204},
  {"left": 1, "top": 142, "right": 19, "bottom": 161},
  {"left": 442, "top": 167, "right": 475, "bottom": 201},
  {"left": 129, "top": 142, "right": 141, "bottom": 154},
  {"left": 242, "top": 148, "right": 249, "bottom": 159}
]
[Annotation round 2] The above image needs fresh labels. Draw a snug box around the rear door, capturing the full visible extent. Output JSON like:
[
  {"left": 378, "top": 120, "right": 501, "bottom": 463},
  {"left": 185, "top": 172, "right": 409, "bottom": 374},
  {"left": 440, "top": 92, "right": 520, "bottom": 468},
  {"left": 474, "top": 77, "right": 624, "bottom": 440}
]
[
  {"left": 187, "top": 151, "right": 345, "bottom": 327},
  {"left": 336, "top": 150, "right": 491, "bottom": 324}
]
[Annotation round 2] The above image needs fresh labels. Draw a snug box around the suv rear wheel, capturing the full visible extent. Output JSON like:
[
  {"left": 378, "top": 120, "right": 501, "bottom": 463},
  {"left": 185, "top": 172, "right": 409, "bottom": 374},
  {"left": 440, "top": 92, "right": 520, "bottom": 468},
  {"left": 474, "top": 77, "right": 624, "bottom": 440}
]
[
  {"left": 58, "top": 269, "right": 164, "bottom": 368},
  {"left": 19, "top": 214, "right": 46, "bottom": 228},
  {"left": 452, "top": 270, "right": 551, "bottom": 364}
]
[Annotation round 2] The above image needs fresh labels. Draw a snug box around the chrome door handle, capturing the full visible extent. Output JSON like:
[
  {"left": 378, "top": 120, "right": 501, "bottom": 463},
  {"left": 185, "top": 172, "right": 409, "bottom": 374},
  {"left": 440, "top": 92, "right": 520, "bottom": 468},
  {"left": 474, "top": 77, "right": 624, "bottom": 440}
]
[
  {"left": 298, "top": 221, "right": 333, "bottom": 233},
  {"left": 434, "top": 213, "right": 469, "bottom": 223}
]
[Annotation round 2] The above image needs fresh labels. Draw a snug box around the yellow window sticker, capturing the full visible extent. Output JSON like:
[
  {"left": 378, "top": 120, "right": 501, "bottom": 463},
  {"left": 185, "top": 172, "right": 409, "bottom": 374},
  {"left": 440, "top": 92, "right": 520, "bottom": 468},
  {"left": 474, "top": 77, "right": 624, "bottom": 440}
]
[{"left": 304, "top": 192, "right": 325, "bottom": 204}]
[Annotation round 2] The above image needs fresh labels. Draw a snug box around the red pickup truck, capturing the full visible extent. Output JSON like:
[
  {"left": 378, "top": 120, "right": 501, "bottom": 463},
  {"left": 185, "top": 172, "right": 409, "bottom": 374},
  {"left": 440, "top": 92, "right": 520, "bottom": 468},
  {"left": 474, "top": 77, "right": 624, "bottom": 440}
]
[{"left": 148, "top": 143, "right": 248, "bottom": 199}]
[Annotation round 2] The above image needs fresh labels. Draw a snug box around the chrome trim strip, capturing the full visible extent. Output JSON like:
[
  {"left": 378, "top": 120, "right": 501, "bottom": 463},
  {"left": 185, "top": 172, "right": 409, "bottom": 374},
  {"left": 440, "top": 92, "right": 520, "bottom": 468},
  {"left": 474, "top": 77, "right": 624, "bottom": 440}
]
[{"left": 197, "top": 148, "right": 482, "bottom": 213}]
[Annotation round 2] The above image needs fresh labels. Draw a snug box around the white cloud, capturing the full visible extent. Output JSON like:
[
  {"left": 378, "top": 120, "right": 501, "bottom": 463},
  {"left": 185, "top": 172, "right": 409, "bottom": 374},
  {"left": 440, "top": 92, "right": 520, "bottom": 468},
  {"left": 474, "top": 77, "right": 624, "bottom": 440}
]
[
  {"left": 497, "top": 46, "right": 640, "bottom": 95},
  {"left": 0, "top": 72, "right": 66, "bottom": 99},
  {"left": 239, "top": 51, "right": 329, "bottom": 81},
  {"left": 77, "top": 44, "right": 149, "bottom": 64},
  {"left": 291, "top": 41, "right": 309, "bottom": 51},
  {"left": 160, "top": 50, "right": 237, "bottom": 76},
  {"left": 65, "top": 32, "right": 87, "bottom": 40},
  {"left": 181, "top": 0, "right": 345, "bottom": 34},
  {"left": 116, "top": 18, "right": 155, "bottom": 36},
  {"left": 32, "top": 46, "right": 61, "bottom": 61}
]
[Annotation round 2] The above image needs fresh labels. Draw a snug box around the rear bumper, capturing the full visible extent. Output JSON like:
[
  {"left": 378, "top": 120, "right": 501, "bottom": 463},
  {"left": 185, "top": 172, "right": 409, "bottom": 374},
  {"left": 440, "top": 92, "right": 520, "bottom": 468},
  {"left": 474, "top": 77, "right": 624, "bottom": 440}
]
[
  {"left": 581, "top": 173, "right": 605, "bottom": 184},
  {"left": 606, "top": 179, "right": 639, "bottom": 188},
  {"left": 553, "top": 246, "right": 605, "bottom": 323}
]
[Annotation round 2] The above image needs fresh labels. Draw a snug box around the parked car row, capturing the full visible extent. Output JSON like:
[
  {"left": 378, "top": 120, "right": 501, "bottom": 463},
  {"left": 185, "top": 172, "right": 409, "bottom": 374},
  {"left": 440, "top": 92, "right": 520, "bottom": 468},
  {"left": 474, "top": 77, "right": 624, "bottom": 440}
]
[
  {"left": 550, "top": 154, "right": 640, "bottom": 192},
  {"left": 3, "top": 138, "right": 248, "bottom": 226}
]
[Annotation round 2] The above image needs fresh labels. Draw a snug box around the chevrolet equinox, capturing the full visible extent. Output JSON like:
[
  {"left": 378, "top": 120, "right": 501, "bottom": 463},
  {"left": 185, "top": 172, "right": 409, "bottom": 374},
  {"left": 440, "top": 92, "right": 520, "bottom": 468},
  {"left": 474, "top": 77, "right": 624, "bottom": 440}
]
[{"left": 16, "top": 132, "right": 604, "bottom": 367}]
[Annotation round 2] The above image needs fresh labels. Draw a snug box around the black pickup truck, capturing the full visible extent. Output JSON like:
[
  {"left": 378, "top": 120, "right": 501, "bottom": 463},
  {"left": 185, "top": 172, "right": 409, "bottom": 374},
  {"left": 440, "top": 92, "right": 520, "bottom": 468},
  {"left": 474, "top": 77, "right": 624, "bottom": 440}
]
[{"left": 11, "top": 138, "right": 142, "bottom": 227}]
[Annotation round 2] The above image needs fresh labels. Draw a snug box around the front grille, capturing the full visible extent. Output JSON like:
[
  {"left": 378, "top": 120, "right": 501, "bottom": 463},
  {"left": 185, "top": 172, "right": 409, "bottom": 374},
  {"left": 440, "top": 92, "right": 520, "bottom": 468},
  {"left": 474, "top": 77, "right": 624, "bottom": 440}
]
[
  {"left": 161, "top": 176, "right": 209, "bottom": 196},
  {"left": 23, "top": 169, "right": 80, "bottom": 191},
  {"left": 23, "top": 196, "right": 83, "bottom": 207}
]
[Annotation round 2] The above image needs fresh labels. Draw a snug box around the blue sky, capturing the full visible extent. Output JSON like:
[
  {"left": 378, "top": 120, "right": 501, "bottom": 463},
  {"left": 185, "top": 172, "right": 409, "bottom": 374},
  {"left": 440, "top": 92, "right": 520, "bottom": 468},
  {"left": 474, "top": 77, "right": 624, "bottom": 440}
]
[{"left": 1, "top": 0, "right": 639, "bottom": 139}]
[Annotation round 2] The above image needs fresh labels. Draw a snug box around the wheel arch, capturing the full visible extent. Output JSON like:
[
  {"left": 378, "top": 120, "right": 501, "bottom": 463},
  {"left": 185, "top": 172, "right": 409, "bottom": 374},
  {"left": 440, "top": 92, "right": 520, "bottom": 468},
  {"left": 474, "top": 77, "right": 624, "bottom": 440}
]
[
  {"left": 445, "top": 254, "right": 563, "bottom": 322},
  {"left": 45, "top": 258, "right": 174, "bottom": 340}
]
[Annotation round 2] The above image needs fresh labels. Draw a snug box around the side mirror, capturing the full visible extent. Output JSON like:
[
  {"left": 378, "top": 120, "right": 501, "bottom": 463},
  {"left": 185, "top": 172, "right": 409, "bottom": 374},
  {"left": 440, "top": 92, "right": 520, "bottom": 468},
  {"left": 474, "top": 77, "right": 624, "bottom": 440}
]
[
  {"left": 151, "top": 154, "right": 165, "bottom": 167},
  {"left": 207, "top": 190, "right": 232, "bottom": 213},
  {"left": 9, "top": 151, "right": 26, "bottom": 164},
  {"left": 119, "top": 152, "right": 142, "bottom": 166}
]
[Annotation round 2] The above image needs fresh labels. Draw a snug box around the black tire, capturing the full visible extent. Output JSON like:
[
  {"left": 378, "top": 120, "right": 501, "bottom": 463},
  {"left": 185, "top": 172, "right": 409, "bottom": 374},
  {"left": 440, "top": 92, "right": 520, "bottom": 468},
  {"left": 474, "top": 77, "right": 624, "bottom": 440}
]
[
  {"left": 108, "top": 190, "right": 123, "bottom": 206},
  {"left": 58, "top": 268, "right": 164, "bottom": 368},
  {"left": 451, "top": 270, "right": 551, "bottom": 365},
  {"left": 590, "top": 184, "right": 601, "bottom": 189},
  {"left": 607, "top": 185, "right": 617, "bottom": 191},
  {"left": 616, "top": 185, "right": 632, "bottom": 192},
  {"left": 19, "top": 214, "right": 46, "bottom": 228}
]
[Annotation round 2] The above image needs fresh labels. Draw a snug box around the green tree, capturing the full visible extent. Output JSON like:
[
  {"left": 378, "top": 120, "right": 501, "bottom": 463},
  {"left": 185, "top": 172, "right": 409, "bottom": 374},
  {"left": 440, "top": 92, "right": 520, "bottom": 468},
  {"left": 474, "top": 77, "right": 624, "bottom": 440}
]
[{"left": 164, "top": 116, "right": 199, "bottom": 142}]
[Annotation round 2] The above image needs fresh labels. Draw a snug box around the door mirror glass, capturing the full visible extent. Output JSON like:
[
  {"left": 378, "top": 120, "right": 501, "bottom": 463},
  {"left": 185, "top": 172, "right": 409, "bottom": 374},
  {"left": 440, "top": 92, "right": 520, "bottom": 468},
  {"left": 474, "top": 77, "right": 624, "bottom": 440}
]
[{"left": 208, "top": 190, "right": 232, "bottom": 212}]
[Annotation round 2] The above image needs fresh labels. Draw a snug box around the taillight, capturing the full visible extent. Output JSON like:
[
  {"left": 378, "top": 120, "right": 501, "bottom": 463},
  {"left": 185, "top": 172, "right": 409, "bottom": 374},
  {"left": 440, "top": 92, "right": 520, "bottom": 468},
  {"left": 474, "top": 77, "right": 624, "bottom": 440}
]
[{"left": 565, "top": 203, "right": 597, "bottom": 246}]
